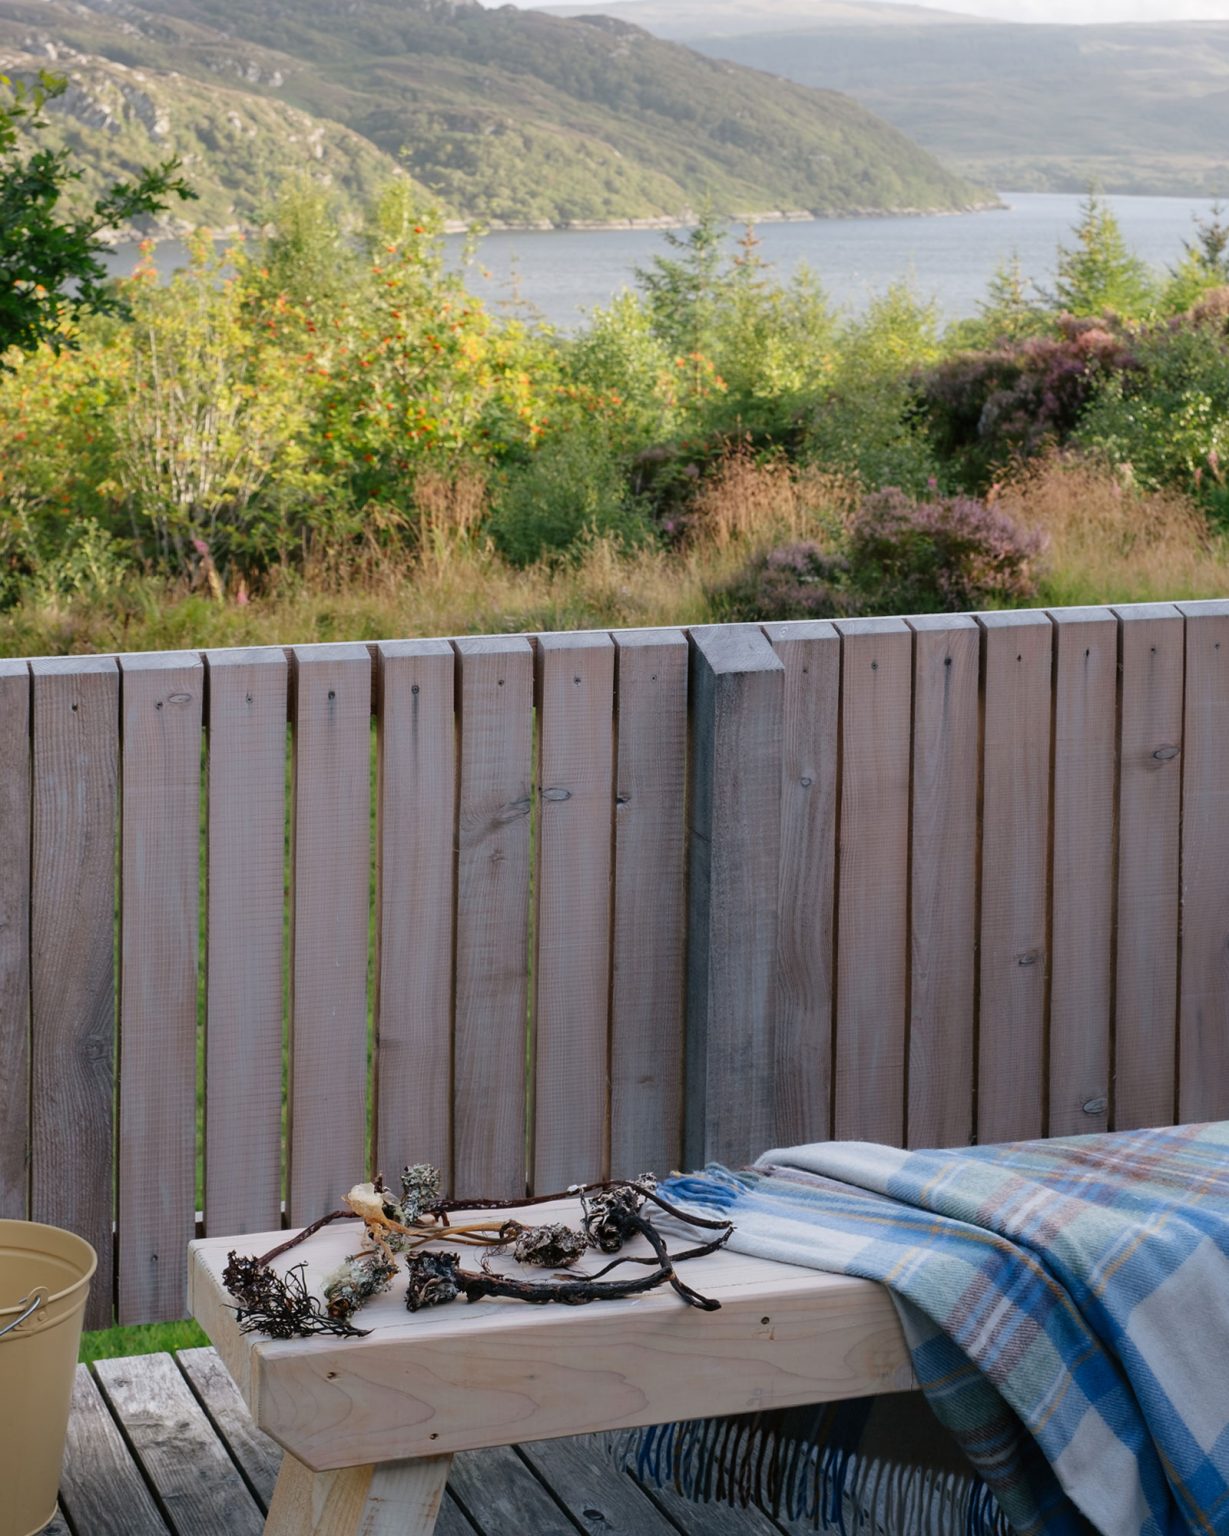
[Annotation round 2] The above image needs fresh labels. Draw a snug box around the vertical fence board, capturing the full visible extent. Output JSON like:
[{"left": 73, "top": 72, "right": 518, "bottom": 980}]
[
  {"left": 685, "top": 625, "right": 783, "bottom": 1167},
  {"left": 1048, "top": 609, "right": 1117, "bottom": 1137},
  {"left": 764, "top": 621, "right": 839, "bottom": 1147},
  {"left": 1177, "top": 600, "right": 1229, "bottom": 1123},
  {"left": 906, "top": 615, "right": 979, "bottom": 1149},
  {"left": 118, "top": 653, "right": 203, "bottom": 1323},
  {"left": 453, "top": 637, "right": 534, "bottom": 1198},
  {"left": 609, "top": 630, "right": 688, "bottom": 1180},
  {"left": 977, "top": 613, "right": 1052, "bottom": 1145},
  {"left": 30, "top": 657, "right": 118, "bottom": 1329},
  {"left": 533, "top": 633, "right": 615, "bottom": 1191},
  {"left": 833, "top": 618, "right": 912, "bottom": 1145},
  {"left": 1113, "top": 604, "right": 1183, "bottom": 1130},
  {"left": 288, "top": 645, "right": 372, "bottom": 1223},
  {"left": 204, "top": 650, "right": 287, "bottom": 1237},
  {"left": 374, "top": 640, "right": 456, "bottom": 1191},
  {"left": 0, "top": 663, "right": 30, "bottom": 1219}
]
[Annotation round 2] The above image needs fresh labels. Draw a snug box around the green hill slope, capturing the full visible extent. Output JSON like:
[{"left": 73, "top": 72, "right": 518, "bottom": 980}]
[
  {"left": 544, "top": 1, "right": 1229, "bottom": 197},
  {"left": 0, "top": 0, "right": 989, "bottom": 229},
  {"left": 0, "top": 44, "right": 409, "bottom": 234}
]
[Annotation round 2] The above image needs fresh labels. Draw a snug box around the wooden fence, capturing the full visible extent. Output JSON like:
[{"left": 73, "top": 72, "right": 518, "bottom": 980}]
[{"left": 1, "top": 604, "right": 1227, "bottom": 1329}]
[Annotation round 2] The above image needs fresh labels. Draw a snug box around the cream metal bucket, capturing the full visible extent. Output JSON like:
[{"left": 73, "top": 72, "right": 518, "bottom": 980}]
[{"left": 0, "top": 1221, "right": 97, "bottom": 1536}]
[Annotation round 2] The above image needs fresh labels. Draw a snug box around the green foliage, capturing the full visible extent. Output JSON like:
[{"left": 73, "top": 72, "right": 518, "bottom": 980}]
[
  {"left": 0, "top": 71, "right": 194, "bottom": 362},
  {"left": 805, "top": 283, "right": 942, "bottom": 494},
  {"left": 633, "top": 217, "right": 834, "bottom": 440},
  {"left": 636, "top": 210, "right": 728, "bottom": 357},
  {"left": 949, "top": 253, "right": 1050, "bottom": 349},
  {"left": 1077, "top": 321, "right": 1229, "bottom": 521},
  {"left": 1161, "top": 205, "right": 1229, "bottom": 315},
  {"left": 1051, "top": 192, "right": 1157, "bottom": 319},
  {"left": 488, "top": 426, "right": 651, "bottom": 565},
  {"left": 565, "top": 292, "right": 677, "bottom": 448}
]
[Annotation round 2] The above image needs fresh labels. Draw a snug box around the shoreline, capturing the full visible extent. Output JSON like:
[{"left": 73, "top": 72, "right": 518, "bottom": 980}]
[
  {"left": 440, "top": 199, "right": 1006, "bottom": 234},
  {"left": 114, "top": 197, "right": 1008, "bottom": 245}
]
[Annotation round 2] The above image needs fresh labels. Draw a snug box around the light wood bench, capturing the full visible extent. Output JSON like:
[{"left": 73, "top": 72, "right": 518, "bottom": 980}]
[{"left": 189, "top": 1200, "right": 914, "bottom": 1536}]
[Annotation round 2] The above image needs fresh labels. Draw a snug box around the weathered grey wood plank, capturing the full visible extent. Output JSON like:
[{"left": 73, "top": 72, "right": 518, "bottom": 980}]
[
  {"left": 833, "top": 618, "right": 912, "bottom": 1146},
  {"left": 30, "top": 656, "right": 119, "bottom": 1331},
  {"left": 1176, "top": 600, "right": 1229, "bottom": 1122},
  {"left": 204, "top": 648, "right": 288, "bottom": 1237},
  {"left": 118, "top": 652, "right": 204, "bottom": 1324},
  {"left": 905, "top": 615, "right": 979, "bottom": 1149},
  {"left": 518, "top": 1435, "right": 686, "bottom": 1534},
  {"left": 0, "top": 660, "right": 30, "bottom": 1219},
  {"left": 686, "top": 625, "right": 784, "bottom": 1168},
  {"left": 42, "top": 1510, "right": 72, "bottom": 1536},
  {"left": 764, "top": 621, "right": 840, "bottom": 1147},
  {"left": 452, "top": 637, "right": 534, "bottom": 1199},
  {"left": 609, "top": 629, "right": 689, "bottom": 1181},
  {"left": 59, "top": 1364, "right": 169, "bottom": 1536},
  {"left": 374, "top": 640, "right": 456, "bottom": 1190},
  {"left": 448, "top": 1443, "right": 580, "bottom": 1536},
  {"left": 1048, "top": 609, "right": 1116, "bottom": 1137},
  {"left": 976, "top": 612, "right": 1052, "bottom": 1144},
  {"left": 634, "top": 1464, "right": 791, "bottom": 1536},
  {"left": 288, "top": 644, "right": 372, "bottom": 1223},
  {"left": 533, "top": 631, "right": 616, "bottom": 1191},
  {"left": 1113, "top": 604, "right": 1183, "bottom": 1131},
  {"left": 177, "top": 1346, "right": 282, "bottom": 1508},
  {"left": 94, "top": 1352, "right": 265, "bottom": 1536}
]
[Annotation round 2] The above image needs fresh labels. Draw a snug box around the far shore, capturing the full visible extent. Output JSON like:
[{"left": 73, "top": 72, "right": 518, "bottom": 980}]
[{"left": 107, "top": 196, "right": 1008, "bottom": 246}]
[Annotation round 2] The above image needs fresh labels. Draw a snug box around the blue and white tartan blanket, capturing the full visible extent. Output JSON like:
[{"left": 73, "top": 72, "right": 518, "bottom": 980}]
[{"left": 649, "top": 1122, "right": 1229, "bottom": 1536}]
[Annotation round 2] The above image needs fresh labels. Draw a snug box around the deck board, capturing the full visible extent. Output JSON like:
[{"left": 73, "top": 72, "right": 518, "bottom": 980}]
[{"left": 61, "top": 1349, "right": 808, "bottom": 1536}]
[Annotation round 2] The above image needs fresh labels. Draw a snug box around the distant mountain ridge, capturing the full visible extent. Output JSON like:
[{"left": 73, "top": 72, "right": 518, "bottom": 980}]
[
  {"left": 543, "top": 0, "right": 1229, "bottom": 197},
  {"left": 0, "top": 0, "right": 990, "bottom": 233}
]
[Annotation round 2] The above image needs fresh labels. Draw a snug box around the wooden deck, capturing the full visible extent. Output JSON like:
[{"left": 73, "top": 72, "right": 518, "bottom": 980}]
[{"left": 55, "top": 1348, "right": 809, "bottom": 1536}]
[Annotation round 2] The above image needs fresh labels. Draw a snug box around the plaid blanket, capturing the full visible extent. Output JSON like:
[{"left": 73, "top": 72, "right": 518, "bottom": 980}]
[{"left": 645, "top": 1123, "right": 1229, "bottom": 1536}]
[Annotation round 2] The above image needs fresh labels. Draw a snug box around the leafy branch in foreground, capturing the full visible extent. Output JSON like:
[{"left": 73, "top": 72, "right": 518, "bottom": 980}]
[
  {"left": 223, "top": 1166, "right": 733, "bottom": 1338},
  {"left": 0, "top": 70, "right": 196, "bottom": 362}
]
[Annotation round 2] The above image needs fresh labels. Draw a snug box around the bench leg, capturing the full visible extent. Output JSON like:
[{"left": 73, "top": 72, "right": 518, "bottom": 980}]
[{"left": 263, "top": 1450, "right": 453, "bottom": 1536}]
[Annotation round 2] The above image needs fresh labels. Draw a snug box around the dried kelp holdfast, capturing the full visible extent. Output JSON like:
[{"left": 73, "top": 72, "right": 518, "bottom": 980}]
[{"left": 223, "top": 1168, "right": 734, "bottom": 1338}]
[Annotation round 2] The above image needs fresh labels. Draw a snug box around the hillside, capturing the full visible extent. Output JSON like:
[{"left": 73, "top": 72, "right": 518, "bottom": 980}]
[
  {"left": 0, "top": 44, "right": 410, "bottom": 234},
  {"left": 543, "top": 1, "right": 1229, "bottom": 197},
  {"left": 0, "top": 0, "right": 988, "bottom": 231}
]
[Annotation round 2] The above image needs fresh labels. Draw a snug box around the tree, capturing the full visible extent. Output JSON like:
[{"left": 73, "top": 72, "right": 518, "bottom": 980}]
[
  {"left": 1051, "top": 192, "right": 1155, "bottom": 320},
  {"left": 634, "top": 208, "right": 728, "bottom": 357},
  {"left": 1163, "top": 203, "right": 1229, "bottom": 314},
  {"left": 0, "top": 71, "right": 195, "bottom": 364}
]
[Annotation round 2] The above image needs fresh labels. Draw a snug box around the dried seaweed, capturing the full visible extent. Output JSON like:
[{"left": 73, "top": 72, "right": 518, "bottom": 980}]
[
  {"left": 512, "top": 1222, "right": 589, "bottom": 1268},
  {"left": 222, "top": 1252, "right": 370, "bottom": 1339},
  {"left": 405, "top": 1251, "right": 462, "bottom": 1312},
  {"left": 224, "top": 1175, "right": 735, "bottom": 1337},
  {"left": 322, "top": 1252, "right": 398, "bottom": 1322}
]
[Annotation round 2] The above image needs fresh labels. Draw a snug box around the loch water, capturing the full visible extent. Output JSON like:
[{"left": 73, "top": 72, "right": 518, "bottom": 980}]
[{"left": 103, "top": 191, "right": 1226, "bottom": 330}]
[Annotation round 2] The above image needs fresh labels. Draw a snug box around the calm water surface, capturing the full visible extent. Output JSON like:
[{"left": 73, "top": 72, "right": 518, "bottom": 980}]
[{"left": 104, "top": 192, "right": 1226, "bottom": 330}]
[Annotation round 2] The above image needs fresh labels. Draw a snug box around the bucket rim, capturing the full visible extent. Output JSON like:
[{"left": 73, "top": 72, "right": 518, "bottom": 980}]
[{"left": 0, "top": 1219, "right": 98, "bottom": 1319}]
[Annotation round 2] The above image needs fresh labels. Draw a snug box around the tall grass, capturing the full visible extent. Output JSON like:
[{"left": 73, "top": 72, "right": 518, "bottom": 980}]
[
  {"left": 1000, "top": 457, "right": 1229, "bottom": 608},
  {"left": 5, "top": 454, "right": 1228, "bottom": 665}
]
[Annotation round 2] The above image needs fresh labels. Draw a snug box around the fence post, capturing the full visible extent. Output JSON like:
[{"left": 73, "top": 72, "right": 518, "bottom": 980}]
[{"left": 685, "top": 625, "right": 784, "bottom": 1168}]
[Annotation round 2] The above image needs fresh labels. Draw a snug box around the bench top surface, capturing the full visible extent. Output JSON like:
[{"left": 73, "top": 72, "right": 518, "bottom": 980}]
[{"left": 189, "top": 1199, "right": 914, "bottom": 1472}]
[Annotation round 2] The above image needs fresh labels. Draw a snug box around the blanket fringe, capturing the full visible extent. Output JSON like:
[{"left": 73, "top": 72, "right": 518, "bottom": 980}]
[{"left": 621, "top": 1400, "right": 1013, "bottom": 1536}]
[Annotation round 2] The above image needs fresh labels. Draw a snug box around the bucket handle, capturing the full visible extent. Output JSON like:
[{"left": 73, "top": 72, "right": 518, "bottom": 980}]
[{"left": 0, "top": 1288, "right": 47, "bottom": 1340}]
